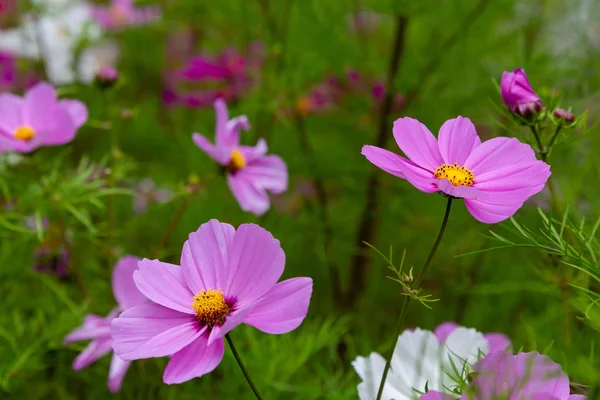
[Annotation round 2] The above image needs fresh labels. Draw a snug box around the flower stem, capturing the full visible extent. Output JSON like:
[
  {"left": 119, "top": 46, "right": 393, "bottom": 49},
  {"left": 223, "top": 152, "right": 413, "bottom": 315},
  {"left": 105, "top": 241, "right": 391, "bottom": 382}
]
[
  {"left": 375, "top": 197, "right": 453, "bottom": 400},
  {"left": 225, "top": 333, "right": 264, "bottom": 400},
  {"left": 530, "top": 124, "right": 546, "bottom": 161},
  {"left": 546, "top": 124, "right": 562, "bottom": 154}
]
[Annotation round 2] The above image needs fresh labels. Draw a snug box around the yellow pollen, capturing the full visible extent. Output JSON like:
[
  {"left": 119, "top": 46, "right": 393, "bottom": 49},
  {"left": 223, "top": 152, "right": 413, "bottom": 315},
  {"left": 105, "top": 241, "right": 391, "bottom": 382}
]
[
  {"left": 229, "top": 149, "right": 246, "bottom": 171},
  {"left": 434, "top": 163, "right": 475, "bottom": 187},
  {"left": 14, "top": 126, "right": 36, "bottom": 141},
  {"left": 191, "top": 289, "right": 231, "bottom": 327},
  {"left": 296, "top": 97, "right": 313, "bottom": 116}
]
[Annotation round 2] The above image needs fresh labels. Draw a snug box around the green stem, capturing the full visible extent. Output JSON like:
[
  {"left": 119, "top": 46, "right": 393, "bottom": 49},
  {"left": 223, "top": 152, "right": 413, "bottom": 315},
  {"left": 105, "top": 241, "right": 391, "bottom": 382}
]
[
  {"left": 375, "top": 197, "right": 453, "bottom": 400},
  {"left": 529, "top": 124, "right": 546, "bottom": 161},
  {"left": 546, "top": 124, "right": 563, "bottom": 153},
  {"left": 225, "top": 334, "right": 264, "bottom": 400}
]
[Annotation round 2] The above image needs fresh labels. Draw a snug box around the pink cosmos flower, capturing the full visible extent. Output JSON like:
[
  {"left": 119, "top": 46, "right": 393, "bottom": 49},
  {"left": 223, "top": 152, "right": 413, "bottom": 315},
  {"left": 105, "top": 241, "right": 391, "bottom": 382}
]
[
  {"left": 64, "top": 256, "right": 146, "bottom": 392},
  {"left": 192, "top": 99, "right": 288, "bottom": 216},
  {"left": 111, "top": 220, "right": 313, "bottom": 384},
  {"left": 434, "top": 321, "right": 512, "bottom": 354},
  {"left": 0, "top": 82, "right": 87, "bottom": 153},
  {"left": 461, "top": 351, "right": 586, "bottom": 400},
  {"left": 501, "top": 68, "right": 543, "bottom": 117},
  {"left": 362, "top": 116, "right": 551, "bottom": 223},
  {"left": 91, "top": 0, "right": 161, "bottom": 30}
]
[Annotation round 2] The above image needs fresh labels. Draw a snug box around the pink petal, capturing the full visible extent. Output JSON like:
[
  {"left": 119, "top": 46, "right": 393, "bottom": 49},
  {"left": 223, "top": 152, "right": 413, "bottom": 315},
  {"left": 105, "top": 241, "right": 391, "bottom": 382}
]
[
  {"left": 464, "top": 197, "right": 527, "bottom": 224},
  {"left": 464, "top": 137, "right": 537, "bottom": 176},
  {"left": 192, "top": 133, "right": 230, "bottom": 165},
  {"left": 243, "top": 277, "right": 312, "bottom": 334},
  {"left": 111, "top": 302, "right": 196, "bottom": 360},
  {"left": 227, "top": 173, "right": 270, "bottom": 216},
  {"left": 59, "top": 99, "right": 88, "bottom": 128},
  {"left": 163, "top": 335, "right": 224, "bottom": 384},
  {"left": 181, "top": 219, "right": 235, "bottom": 294},
  {"left": 484, "top": 333, "right": 512, "bottom": 353},
  {"left": 128, "top": 322, "right": 204, "bottom": 360},
  {"left": 240, "top": 154, "right": 288, "bottom": 194},
  {"left": 225, "top": 223, "right": 285, "bottom": 307},
  {"left": 72, "top": 338, "right": 113, "bottom": 370},
  {"left": 392, "top": 117, "right": 443, "bottom": 170},
  {"left": 395, "top": 156, "right": 438, "bottom": 193},
  {"left": 39, "top": 107, "right": 77, "bottom": 146},
  {"left": 214, "top": 98, "right": 231, "bottom": 147},
  {"left": 420, "top": 391, "right": 455, "bottom": 400},
  {"left": 239, "top": 138, "right": 268, "bottom": 163},
  {"left": 0, "top": 93, "right": 23, "bottom": 135},
  {"left": 437, "top": 179, "right": 480, "bottom": 199},
  {"left": 361, "top": 145, "right": 405, "bottom": 178},
  {"left": 433, "top": 321, "right": 459, "bottom": 343},
  {"left": 437, "top": 116, "right": 481, "bottom": 165},
  {"left": 64, "top": 314, "right": 111, "bottom": 344},
  {"left": 222, "top": 115, "right": 250, "bottom": 147},
  {"left": 24, "top": 83, "right": 57, "bottom": 129},
  {"left": 207, "top": 307, "right": 254, "bottom": 345},
  {"left": 107, "top": 354, "right": 130, "bottom": 393},
  {"left": 133, "top": 259, "right": 194, "bottom": 314},
  {"left": 112, "top": 255, "right": 146, "bottom": 310},
  {"left": 475, "top": 161, "right": 550, "bottom": 192}
]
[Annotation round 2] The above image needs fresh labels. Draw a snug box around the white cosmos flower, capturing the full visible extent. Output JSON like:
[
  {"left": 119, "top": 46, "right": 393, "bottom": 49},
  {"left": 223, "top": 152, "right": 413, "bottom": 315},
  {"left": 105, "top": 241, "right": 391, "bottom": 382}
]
[
  {"left": 0, "top": 2, "right": 102, "bottom": 85},
  {"left": 352, "top": 328, "right": 489, "bottom": 400},
  {"left": 77, "top": 40, "right": 120, "bottom": 84}
]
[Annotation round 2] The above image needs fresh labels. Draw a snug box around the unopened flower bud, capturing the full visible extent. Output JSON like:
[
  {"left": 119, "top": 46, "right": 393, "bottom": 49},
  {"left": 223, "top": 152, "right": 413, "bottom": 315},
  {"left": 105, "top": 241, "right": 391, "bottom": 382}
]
[
  {"left": 553, "top": 108, "right": 575, "bottom": 124},
  {"left": 500, "top": 68, "right": 543, "bottom": 117},
  {"left": 95, "top": 66, "right": 119, "bottom": 89}
]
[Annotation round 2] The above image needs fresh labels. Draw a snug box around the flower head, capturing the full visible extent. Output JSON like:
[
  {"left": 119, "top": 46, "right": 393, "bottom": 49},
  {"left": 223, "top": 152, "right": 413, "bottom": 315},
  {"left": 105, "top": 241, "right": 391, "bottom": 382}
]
[
  {"left": 0, "top": 82, "right": 87, "bottom": 153},
  {"left": 64, "top": 256, "right": 146, "bottom": 392},
  {"left": 91, "top": 0, "right": 161, "bottom": 30},
  {"left": 192, "top": 99, "right": 288, "bottom": 216},
  {"left": 501, "top": 68, "right": 543, "bottom": 117},
  {"left": 111, "top": 220, "right": 312, "bottom": 384},
  {"left": 362, "top": 116, "right": 551, "bottom": 223},
  {"left": 462, "top": 351, "right": 586, "bottom": 400},
  {"left": 132, "top": 178, "right": 173, "bottom": 214},
  {"left": 352, "top": 323, "right": 510, "bottom": 400}
]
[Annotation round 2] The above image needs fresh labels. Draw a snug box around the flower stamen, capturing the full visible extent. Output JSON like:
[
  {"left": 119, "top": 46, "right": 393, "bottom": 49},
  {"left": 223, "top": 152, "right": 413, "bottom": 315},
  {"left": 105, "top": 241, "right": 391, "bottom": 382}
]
[
  {"left": 14, "top": 125, "right": 36, "bottom": 141},
  {"left": 191, "top": 289, "right": 232, "bottom": 327},
  {"left": 434, "top": 163, "right": 475, "bottom": 187},
  {"left": 228, "top": 149, "right": 246, "bottom": 172}
]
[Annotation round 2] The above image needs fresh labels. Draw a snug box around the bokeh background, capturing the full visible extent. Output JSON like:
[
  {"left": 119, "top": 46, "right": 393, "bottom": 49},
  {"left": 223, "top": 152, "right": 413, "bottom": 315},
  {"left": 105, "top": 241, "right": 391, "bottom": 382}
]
[{"left": 2, "top": 0, "right": 600, "bottom": 398}]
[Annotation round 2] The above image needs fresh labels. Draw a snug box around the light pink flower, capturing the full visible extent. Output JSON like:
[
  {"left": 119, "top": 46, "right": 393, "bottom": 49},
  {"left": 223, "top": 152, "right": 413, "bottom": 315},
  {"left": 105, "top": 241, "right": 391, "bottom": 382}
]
[
  {"left": 0, "top": 82, "right": 87, "bottom": 153},
  {"left": 91, "top": 0, "right": 161, "bottom": 30},
  {"left": 132, "top": 178, "right": 174, "bottom": 214},
  {"left": 64, "top": 256, "right": 146, "bottom": 392},
  {"left": 500, "top": 68, "right": 543, "bottom": 117},
  {"left": 192, "top": 99, "right": 288, "bottom": 216},
  {"left": 434, "top": 321, "right": 512, "bottom": 353},
  {"left": 111, "top": 220, "right": 313, "bottom": 384},
  {"left": 362, "top": 116, "right": 551, "bottom": 223}
]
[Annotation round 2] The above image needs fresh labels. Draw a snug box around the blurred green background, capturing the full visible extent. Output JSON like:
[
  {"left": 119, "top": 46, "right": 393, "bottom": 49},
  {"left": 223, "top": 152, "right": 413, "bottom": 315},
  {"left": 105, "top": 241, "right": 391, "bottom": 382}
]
[{"left": 2, "top": 0, "right": 600, "bottom": 398}]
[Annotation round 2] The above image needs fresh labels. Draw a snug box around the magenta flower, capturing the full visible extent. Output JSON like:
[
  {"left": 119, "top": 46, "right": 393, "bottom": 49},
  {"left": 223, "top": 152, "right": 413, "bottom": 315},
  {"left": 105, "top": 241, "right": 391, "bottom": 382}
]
[
  {"left": 64, "top": 256, "right": 146, "bottom": 392},
  {"left": 111, "top": 220, "right": 313, "bottom": 384},
  {"left": 91, "top": 0, "right": 161, "bottom": 30},
  {"left": 362, "top": 116, "right": 551, "bottom": 223},
  {"left": 501, "top": 68, "right": 543, "bottom": 117},
  {"left": 434, "top": 321, "right": 512, "bottom": 354},
  {"left": 193, "top": 99, "right": 288, "bottom": 216},
  {"left": 462, "top": 351, "right": 586, "bottom": 399},
  {"left": 0, "top": 82, "right": 87, "bottom": 153}
]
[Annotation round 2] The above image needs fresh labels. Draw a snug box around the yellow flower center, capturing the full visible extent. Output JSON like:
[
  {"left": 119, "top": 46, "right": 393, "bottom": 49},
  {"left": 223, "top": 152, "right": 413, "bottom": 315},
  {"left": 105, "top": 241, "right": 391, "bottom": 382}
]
[
  {"left": 296, "top": 97, "right": 312, "bottom": 116},
  {"left": 228, "top": 149, "right": 246, "bottom": 172},
  {"left": 14, "top": 126, "right": 36, "bottom": 141},
  {"left": 434, "top": 163, "right": 475, "bottom": 187},
  {"left": 191, "top": 289, "right": 231, "bottom": 327}
]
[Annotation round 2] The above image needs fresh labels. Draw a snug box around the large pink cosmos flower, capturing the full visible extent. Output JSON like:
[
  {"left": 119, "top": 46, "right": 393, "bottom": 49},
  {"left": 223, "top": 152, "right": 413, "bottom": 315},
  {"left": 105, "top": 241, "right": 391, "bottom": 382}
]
[
  {"left": 111, "top": 220, "right": 312, "bottom": 384},
  {"left": 91, "top": 0, "right": 161, "bottom": 30},
  {"left": 0, "top": 82, "right": 87, "bottom": 153},
  {"left": 64, "top": 256, "right": 146, "bottom": 392},
  {"left": 362, "top": 116, "right": 551, "bottom": 223},
  {"left": 193, "top": 99, "right": 288, "bottom": 216},
  {"left": 501, "top": 68, "right": 543, "bottom": 117}
]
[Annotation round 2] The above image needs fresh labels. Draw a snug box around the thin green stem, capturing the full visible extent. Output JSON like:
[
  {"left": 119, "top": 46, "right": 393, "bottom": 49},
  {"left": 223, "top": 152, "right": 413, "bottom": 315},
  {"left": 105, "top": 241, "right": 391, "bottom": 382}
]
[
  {"left": 529, "top": 124, "right": 546, "bottom": 161},
  {"left": 375, "top": 197, "right": 453, "bottom": 400},
  {"left": 547, "top": 124, "right": 563, "bottom": 152},
  {"left": 225, "top": 334, "right": 264, "bottom": 400}
]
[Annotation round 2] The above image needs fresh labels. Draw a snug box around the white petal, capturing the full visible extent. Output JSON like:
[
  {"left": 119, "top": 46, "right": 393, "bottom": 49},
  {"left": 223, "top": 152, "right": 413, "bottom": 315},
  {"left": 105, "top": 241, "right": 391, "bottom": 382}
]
[
  {"left": 352, "top": 352, "right": 404, "bottom": 400},
  {"left": 442, "top": 327, "right": 489, "bottom": 381}
]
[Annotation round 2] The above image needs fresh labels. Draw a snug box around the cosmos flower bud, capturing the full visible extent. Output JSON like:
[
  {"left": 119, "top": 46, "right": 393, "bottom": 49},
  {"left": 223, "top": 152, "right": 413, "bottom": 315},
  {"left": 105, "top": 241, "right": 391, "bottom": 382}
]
[
  {"left": 553, "top": 108, "right": 575, "bottom": 124},
  {"left": 500, "top": 68, "right": 543, "bottom": 117},
  {"left": 94, "top": 66, "right": 119, "bottom": 89}
]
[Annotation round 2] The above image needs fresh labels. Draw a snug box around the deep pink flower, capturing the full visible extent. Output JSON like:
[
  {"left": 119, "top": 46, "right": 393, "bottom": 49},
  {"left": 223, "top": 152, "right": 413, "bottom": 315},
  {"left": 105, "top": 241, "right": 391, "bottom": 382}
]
[
  {"left": 362, "top": 116, "right": 551, "bottom": 223},
  {"left": 111, "top": 220, "right": 313, "bottom": 384},
  {"left": 0, "top": 82, "right": 87, "bottom": 153},
  {"left": 193, "top": 99, "right": 288, "bottom": 216},
  {"left": 91, "top": 0, "right": 161, "bottom": 30},
  {"left": 434, "top": 321, "right": 512, "bottom": 353},
  {"left": 501, "top": 68, "right": 543, "bottom": 117},
  {"left": 462, "top": 351, "right": 586, "bottom": 400},
  {"left": 64, "top": 256, "right": 146, "bottom": 392}
]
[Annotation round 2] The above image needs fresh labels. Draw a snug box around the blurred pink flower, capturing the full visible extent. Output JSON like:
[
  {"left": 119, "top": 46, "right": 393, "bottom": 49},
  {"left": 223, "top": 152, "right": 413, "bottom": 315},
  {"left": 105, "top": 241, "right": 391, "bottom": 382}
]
[
  {"left": 0, "top": 51, "right": 38, "bottom": 92},
  {"left": 111, "top": 220, "right": 313, "bottom": 384},
  {"left": 132, "top": 178, "right": 173, "bottom": 214},
  {"left": 164, "top": 42, "right": 264, "bottom": 108},
  {"left": 91, "top": 0, "right": 161, "bottom": 30},
  {"left": 64, "top": 256, "right": 146, "bottom": 392},
  {"left": 33, "top": 242, "right": 70, "bottom": 277},
  {"left": 362, "top": 116, "right": 551, "bottom": 223},
  {"left": 501, "top": 68, "right": 543, "bottom": 117},
  {"left": 347, "top": 9, "right": 381, "bottom": 35},
  {"left": 434, "top": 321, "right": 512, "bottom": 353},
  {"left": 0, "top": 82, "right": 87, "bottom": 153},
  {"left": 192, "top": 99, "right": 287, "bottom": 216}
]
